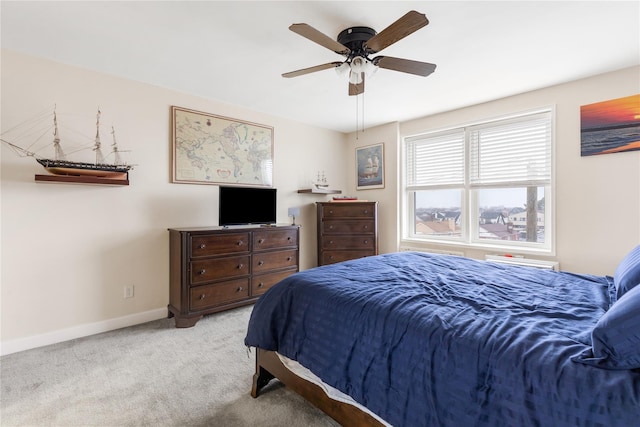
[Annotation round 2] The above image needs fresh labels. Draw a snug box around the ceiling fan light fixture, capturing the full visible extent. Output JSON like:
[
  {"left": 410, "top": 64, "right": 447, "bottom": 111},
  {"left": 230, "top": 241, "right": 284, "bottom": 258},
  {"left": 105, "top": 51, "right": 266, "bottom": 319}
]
[
  {"left": 335, "top": 62, "right": 350, "bottom": 78},
  {"left": 347, "top": 56, "right": 376, "bottom": 84},
  {"left": 350, "top": 56, "right": 366, "bottom": 74},
  {"left": 349, "top": 70, "right": 363, "bottom": 85},
  {"left": 363, "top": 60, "right": 378, "bottom": 78}
]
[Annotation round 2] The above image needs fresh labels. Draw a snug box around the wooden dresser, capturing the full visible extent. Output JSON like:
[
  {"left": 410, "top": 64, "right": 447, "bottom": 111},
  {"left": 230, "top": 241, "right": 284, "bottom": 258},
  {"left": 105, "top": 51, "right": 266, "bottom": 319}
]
[
  {"left": 168, "top": 225, "right": 299, "bottom": 327},
  {"left": 316, "top": 201, "right": 378, "bottom": 266}
]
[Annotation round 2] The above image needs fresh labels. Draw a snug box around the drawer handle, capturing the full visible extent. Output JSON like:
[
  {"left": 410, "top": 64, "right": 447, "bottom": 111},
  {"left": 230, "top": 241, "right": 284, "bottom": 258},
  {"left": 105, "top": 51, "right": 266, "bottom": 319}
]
[
  {"left": 236, "top": 286, "right": 244, "bottom": 292},
  {"left": 199, "top": 243, "right": 206, "bottom": 249},
  {"left": 363, "top": 225, "right": 368, "bottom": 230},
  {"left": 258, "top": 238, "right": 264, "bottom": 244},
  {"left": 258, "top": 260, "right": 264, "bottom": 266},
  {"left": 199, "top": 269, "right": 206, "bottom": 275},
  {"left": 329, "top": 210, "right": 333, "bottom": 214},
  {"left": 237, "top": 263, "right": 244, "bottom": 270},
  {"left": 199, "top": 294, "right": 206, "bottom": 300},
  {"left": 287, "top": 256, "right": 292, "bottom": 261},
  {"left": 363, "top": 210, "right": 368, "bottom": 214},
  {"left": 329, "top": 255, "right": 334, "bottom": 260},
  {"left": 329, "top": 240, "right": 333, "bottom": 244},
  {"left": 237, "top": 240, "right": 244, "bottom": 246},
  {"left": 287, "top": 236, "right": 292, "bottom": 241},
  {"left": 364, "top": 240, "right": 369, "bottom": 244},
  {"left": 328, "top": 225, "right": 334, "bottom": 230},
  {"left": 258, "top": 282, "right": 264, "bottom": 288}
]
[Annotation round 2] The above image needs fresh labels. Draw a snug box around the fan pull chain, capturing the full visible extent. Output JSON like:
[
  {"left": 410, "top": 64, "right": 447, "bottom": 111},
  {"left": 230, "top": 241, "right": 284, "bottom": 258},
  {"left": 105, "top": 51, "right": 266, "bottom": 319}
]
[
  {"left": 361, "top": 91, "right": 365, "bottom": 134},
  {"left": 355, "top": 92, "right": 366, "bottom": 140},
  {"left": 355, "top": 94, "right": 359, "bottom": 140}
]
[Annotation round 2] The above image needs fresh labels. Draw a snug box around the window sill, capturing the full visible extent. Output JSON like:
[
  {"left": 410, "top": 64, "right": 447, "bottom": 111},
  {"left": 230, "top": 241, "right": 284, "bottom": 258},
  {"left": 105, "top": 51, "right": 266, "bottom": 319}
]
[{"left": 400, "top": 238, "right": 555, "bottom": 258}]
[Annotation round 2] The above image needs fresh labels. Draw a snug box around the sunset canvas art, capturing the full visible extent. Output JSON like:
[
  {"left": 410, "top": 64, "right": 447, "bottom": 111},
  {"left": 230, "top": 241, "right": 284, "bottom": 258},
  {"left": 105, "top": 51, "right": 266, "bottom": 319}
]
[{"left": 580, "top": 94, "right": 640, "bottom": 156}]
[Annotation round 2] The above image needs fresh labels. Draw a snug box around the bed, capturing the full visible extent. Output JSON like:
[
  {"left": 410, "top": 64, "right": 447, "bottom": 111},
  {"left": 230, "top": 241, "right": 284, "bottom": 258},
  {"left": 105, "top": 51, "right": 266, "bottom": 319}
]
[{"left": 244, "top": 249, "right": 640, "bottom": 426}]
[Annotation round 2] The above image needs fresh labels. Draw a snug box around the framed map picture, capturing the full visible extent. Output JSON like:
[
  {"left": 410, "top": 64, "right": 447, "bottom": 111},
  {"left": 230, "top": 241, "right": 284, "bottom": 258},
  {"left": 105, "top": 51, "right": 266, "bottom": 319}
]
[
  {"left": 171, "top": 106, "right": 274, "bottom": 186},
  {"left": 356, "top": 143, "right": 384, "bottom": 190}
]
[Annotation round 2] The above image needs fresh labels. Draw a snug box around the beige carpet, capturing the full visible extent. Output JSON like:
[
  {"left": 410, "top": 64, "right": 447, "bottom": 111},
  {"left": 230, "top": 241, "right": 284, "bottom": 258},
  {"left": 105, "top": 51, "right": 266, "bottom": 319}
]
[{"left": 0, "top": 306, "right": 339, "bottom": 427}]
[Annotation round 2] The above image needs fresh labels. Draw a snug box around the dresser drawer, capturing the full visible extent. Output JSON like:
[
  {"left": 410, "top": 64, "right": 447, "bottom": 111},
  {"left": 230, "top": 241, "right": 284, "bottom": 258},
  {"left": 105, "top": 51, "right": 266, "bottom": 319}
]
[
  {"left": 319, "top": 203, "right": 375, "bottom": 219},
  {"left": 322, "top": 250, "right": 375, "bottom": 265},
  {"left": 189, "top": 278, "right": 250, "bottom": 311},
  {"left": 252, "top": 269, "right": 296, "bottom": 296},
  {"left": 190, "top": 255, "right": 250, "bottom": 284},
  {"left": 322, "top": 219, "right": 375, "bottom": 235},
  {"left": 190, "top": 233, "right": 250, "bottom": 258},
  {"left": 253, "top": 229, "right": 298, "bottom": 250},
  {"left": 321, "top": 235, "right": 375, "bottom": 250},
  {"left": 252, "top": 249, "right": 298, "bottom": 273}
]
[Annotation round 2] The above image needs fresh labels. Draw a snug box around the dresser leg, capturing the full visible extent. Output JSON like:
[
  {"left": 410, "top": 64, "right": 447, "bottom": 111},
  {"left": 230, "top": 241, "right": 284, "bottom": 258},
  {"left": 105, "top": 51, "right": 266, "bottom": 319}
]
[
  {"left": 173, "top": 314, "right": 202, "bottom": 328},
  {"left": 167, "top": 305, "right": 201, "bottom": 328}
]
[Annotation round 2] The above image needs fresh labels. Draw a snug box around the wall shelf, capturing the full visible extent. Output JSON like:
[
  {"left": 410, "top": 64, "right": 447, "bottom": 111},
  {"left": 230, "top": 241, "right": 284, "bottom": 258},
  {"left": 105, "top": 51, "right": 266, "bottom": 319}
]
[
  {"left": 35, "top": 174, "right": 129, "bottom": 186},
  {"left": 298, "top": 188, "right": 342, "bottom": 194}
]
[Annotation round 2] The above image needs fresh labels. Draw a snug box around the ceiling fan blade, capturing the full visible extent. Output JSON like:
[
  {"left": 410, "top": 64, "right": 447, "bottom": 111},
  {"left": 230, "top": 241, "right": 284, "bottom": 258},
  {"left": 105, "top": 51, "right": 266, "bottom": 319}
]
[
  {"left": 282, "top": 62, "right": 343, "bottom": 78},
  {"left": 374, "top": 56, "right": 436, "bottom": 77},
  {"left": 289, "top": 23, "right": 350, "bottom": 55},
  {"left": 364, "top": 10, "right": 428, "bottom": 53},
  {"left": 349, "top": 75, "right": 365, "bottom": 96}
]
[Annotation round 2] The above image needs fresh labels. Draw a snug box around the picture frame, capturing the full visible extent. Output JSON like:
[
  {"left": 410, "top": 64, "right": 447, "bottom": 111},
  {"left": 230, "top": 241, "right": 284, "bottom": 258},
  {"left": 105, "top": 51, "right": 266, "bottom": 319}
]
[
  {"left": 171, "top": 106, "right": 274, "bottom": 186},
  {"left": 580, "top": 94, "right": 640, "bottom": 156},
  {"left": 356, "top": 143, "right": 384, "bottom": 190}
]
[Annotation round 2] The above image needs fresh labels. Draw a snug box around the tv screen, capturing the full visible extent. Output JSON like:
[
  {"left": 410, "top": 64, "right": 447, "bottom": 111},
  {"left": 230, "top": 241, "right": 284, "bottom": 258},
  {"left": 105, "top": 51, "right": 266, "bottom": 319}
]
[{"left": 219, "top": 186, "right": 277, "bottom": 226}]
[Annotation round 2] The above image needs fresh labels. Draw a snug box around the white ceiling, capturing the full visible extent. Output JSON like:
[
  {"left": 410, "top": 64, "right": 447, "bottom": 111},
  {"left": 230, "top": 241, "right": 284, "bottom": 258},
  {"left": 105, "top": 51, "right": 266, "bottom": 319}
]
[{"left": 2, "top": 1, "right": 639, "bottom": 133}]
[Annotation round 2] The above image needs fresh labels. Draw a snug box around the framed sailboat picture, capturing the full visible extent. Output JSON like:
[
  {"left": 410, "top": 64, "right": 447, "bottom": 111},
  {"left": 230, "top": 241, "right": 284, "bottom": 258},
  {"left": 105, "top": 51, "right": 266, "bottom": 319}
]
[
  {"left": 356, "top": 143, "right": 384, "bottom": 190},
  {"left": 171, "top": 106, "right": 274, "bottom": 186}
]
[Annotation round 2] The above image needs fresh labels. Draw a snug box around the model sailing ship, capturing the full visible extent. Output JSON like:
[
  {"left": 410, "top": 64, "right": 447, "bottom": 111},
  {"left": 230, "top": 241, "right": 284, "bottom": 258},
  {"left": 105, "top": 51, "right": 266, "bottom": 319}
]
[
  {"left": 1, "top": 106, "right": 133, "bottom": 180},
  {"left": 314, "top": 171, "right": 329, "bottom": 189}
]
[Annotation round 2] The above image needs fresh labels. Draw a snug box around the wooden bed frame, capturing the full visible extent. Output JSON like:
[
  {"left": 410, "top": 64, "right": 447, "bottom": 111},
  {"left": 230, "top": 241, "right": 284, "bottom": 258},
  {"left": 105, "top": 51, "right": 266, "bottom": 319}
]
[{"left": 251, "top": 348, "right": 385, "bottom": 426}]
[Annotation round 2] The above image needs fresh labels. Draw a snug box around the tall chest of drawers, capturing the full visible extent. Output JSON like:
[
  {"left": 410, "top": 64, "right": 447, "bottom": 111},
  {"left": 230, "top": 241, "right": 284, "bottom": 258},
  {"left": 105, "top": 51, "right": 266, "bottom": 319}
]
[
  {"left": 316, "top": 201, "right": 378, "bottom": 266},
  {"left": 168, "top": 225, "right": 299, "bottom": 327}
]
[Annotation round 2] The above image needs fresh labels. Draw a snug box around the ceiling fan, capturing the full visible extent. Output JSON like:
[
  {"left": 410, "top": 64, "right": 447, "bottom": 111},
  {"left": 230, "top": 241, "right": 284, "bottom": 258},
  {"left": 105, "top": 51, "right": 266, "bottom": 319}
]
[{"left": 282, "top": 10, "right": 437, "bottom": 96}]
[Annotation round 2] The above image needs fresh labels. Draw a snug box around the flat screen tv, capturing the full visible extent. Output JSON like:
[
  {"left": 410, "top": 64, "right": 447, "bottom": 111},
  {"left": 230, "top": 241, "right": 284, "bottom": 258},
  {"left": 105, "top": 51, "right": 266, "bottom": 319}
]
[{"left": 219, "top": 186, "right": 277, "bottom": 226}]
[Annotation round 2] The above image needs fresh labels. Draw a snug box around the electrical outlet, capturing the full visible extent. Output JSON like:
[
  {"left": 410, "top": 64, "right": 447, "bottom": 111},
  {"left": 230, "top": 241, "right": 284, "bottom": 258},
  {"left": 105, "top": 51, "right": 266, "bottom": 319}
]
[{"left": 124, "top": 285, "right": 134, "bottom": 299}]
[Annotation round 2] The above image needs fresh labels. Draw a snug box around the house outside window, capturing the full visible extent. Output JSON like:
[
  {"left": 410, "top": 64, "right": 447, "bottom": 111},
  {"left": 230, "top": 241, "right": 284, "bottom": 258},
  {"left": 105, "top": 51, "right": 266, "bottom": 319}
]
[{"left": 403, "top": 109, "right": 554, "bottom": 253}]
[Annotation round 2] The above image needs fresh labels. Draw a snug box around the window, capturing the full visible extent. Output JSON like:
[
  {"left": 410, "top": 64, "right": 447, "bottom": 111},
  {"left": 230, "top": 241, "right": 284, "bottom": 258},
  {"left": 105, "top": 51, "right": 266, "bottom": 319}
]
[{"left": 403, "top": 110, "right": 553, "bottom": 252}]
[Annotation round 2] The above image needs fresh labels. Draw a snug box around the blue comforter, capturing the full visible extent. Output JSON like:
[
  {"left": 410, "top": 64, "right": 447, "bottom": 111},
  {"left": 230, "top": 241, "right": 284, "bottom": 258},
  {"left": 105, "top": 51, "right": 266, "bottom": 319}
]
[{"left": 244, "top": 252, "right": 640, "bottom": 426}]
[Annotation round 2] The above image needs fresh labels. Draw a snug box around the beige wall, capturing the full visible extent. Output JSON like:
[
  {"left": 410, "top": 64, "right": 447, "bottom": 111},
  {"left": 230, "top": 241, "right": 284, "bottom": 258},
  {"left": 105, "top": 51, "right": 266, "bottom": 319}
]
[
  {"left": 0, "top": 50, "right": 348, "bottom": 353},
  {"left": 2, "top": 50, "right": 638, "bottom": 354},
  {"left": 349, "top": 66, "right": 640, "bottom": 276},
  {"left": 347, "top": 123, "right": 401, "bottom": 255}
]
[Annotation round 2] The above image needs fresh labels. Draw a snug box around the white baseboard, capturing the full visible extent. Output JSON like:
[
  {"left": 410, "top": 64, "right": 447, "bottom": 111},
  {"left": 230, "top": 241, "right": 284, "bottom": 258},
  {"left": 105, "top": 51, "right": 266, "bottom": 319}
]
[{"left": 0, "top": 308, "right": 168, "bottom": 356}]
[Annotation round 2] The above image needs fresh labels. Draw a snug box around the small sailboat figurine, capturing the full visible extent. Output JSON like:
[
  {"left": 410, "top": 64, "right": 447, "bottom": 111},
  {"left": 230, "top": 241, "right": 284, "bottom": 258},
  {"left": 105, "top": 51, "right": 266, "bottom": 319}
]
[
  {"left": 2, "top": 106, "right": 133, "bottom": 180},
  {"left": 314, "top": 171, "right": 329, "bottom": 189}
]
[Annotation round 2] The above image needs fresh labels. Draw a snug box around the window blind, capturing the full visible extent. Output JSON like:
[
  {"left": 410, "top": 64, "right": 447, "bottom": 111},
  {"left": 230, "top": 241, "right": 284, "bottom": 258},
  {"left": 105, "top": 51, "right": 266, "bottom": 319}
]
[
  {"left": 406, "top": 130, "right": 465, "bottom": 188},
  {"left": 469, "top": 112, "right": 552, "bottom": 186}
]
